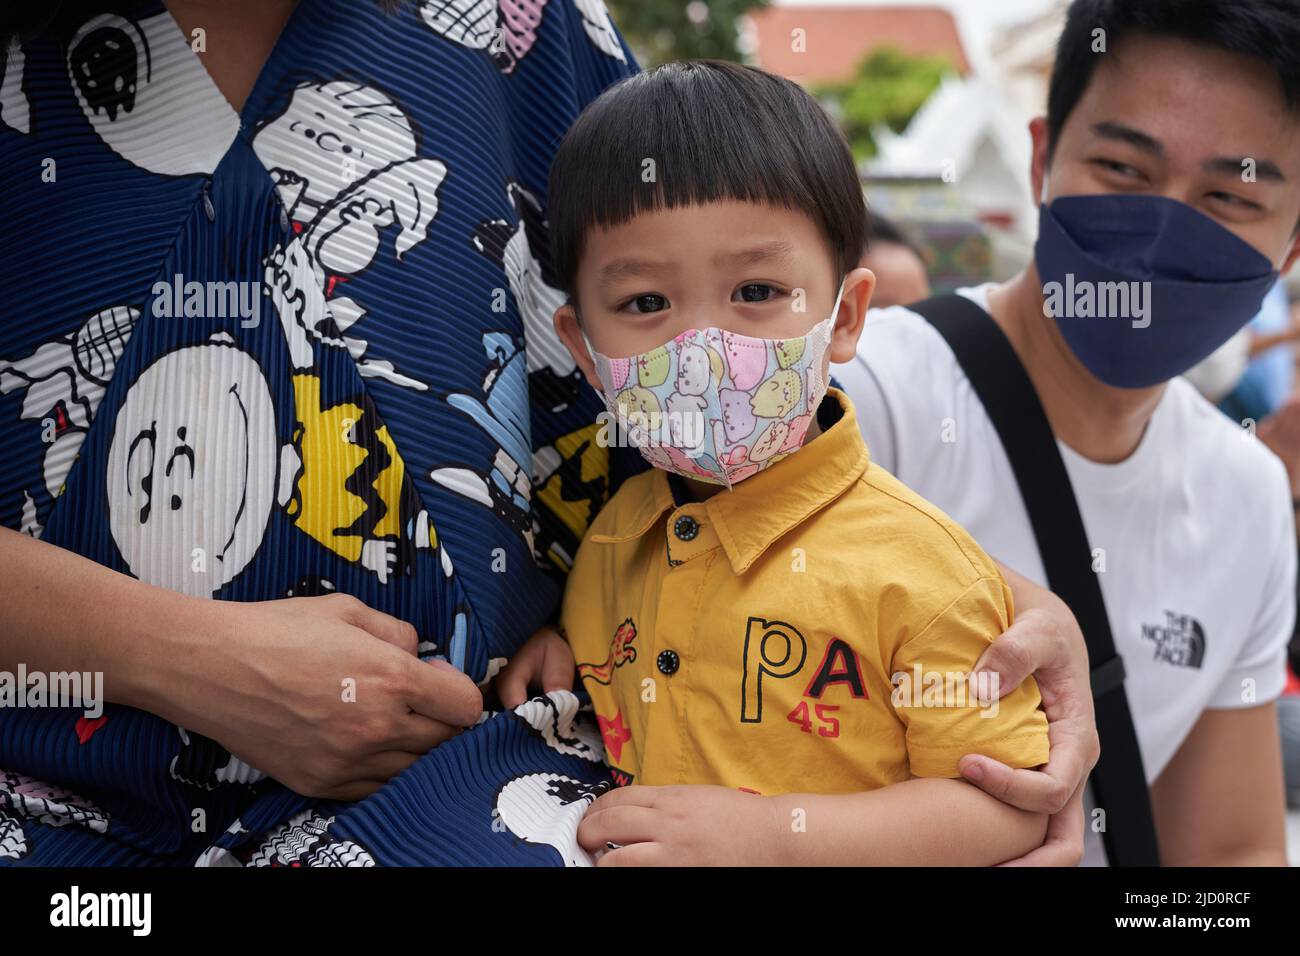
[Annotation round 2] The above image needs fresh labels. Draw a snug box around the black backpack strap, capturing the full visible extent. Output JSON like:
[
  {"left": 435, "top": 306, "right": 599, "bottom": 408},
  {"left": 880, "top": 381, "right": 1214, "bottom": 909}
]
[{"left": 909, "top": 292, "right": 1161, "bottom": 867}]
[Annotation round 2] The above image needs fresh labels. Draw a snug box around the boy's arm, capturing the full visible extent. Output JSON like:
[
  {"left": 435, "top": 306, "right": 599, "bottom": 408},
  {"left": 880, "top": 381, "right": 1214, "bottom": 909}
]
[
  {"left": 577, "top": 779, "right": 1047, "bottom": 866},
  {"left": 769, "top": 778, "right": 1047, "bottom": 866}
]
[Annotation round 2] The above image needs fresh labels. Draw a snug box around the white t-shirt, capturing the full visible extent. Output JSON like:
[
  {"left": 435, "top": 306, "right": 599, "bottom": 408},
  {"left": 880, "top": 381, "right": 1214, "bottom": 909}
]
[{"left": 832, "top": 283, "right": 1297, "bottom": 865}]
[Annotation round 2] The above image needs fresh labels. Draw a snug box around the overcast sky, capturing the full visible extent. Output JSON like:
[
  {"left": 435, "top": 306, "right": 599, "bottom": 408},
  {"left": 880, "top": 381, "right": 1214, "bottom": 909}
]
[{"left": 772, "top": 0, "right": 1062, "bottom": 50}]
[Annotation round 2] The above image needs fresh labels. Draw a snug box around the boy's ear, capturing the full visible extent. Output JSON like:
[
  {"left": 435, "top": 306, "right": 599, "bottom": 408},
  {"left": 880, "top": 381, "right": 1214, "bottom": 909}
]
[
  {"left": 828, "top": 266, "right": 875, "bottom": 365},
  {"left": 554, "top": 303, "right": 605, "bottom": 393}
]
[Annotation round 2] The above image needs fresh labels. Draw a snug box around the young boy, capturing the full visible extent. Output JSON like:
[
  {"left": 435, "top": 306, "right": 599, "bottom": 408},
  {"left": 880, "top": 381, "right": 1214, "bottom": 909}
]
[{"left": 497, "top": 60, "right": 1050, "bottom": 865}]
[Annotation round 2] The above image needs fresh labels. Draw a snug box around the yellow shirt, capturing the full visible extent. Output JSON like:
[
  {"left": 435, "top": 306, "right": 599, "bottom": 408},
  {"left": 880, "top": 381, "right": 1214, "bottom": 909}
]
[{"left": 560, "top": 387, "right": 1049, "bottom": 794}]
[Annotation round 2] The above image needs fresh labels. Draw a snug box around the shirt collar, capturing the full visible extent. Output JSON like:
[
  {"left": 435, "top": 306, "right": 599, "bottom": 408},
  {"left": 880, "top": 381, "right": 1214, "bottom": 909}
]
[{"left": 586, "top": 387, "right": 871, "bottom": 573}]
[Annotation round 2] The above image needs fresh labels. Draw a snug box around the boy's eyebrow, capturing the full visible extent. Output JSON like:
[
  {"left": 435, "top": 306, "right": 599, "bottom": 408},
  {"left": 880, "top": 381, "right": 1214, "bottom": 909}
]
[
  {"left": 1204, "top": 155, "right": 1285, "bottom": 182},
  {"left": 714, "top": 239, "right": 798, "bottom": 268},
  {"left": 599, "top": 258, "right": 673, "bottom": 283},
  {"left": 1092, "top": 121, "right": 1164, "bottom": 157}
]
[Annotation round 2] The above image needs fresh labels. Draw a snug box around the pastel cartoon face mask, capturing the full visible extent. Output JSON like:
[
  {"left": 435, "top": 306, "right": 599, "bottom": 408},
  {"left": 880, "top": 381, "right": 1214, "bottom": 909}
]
[{"left": 586, "top": 283, "right": 844, "bottom": 488}]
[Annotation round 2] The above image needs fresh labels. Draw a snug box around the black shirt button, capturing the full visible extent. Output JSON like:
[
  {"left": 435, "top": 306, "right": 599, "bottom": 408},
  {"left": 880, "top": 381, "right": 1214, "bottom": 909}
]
[
  {"left": 673, "top": 515, "right": 699, "bottom": 541},
  {"left": 657, "top": 649, "right": 680, "bottom": 675}
]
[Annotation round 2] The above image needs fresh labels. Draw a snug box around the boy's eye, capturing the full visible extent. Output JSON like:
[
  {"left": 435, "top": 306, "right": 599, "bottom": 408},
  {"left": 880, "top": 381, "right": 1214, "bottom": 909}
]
[
  {"left": 735, "top": 283, "right": 778, "bottom": 303},
  {"left": 626, "top": 294, "right": 669, "bottom": 314}
]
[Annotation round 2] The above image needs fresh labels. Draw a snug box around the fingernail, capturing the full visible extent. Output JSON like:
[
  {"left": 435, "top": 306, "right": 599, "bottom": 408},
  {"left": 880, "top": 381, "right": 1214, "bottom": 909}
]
[{"left": 963, "top": 760, "right": 985, "bottom": 781}]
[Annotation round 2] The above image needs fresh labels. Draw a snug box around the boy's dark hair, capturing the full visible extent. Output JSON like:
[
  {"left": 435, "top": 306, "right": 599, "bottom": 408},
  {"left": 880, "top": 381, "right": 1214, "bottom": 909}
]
[
  {"left": 1046, "top": 0, "right": 1300, "bottom": 159},
  {"left": 548, "top": 60, "right": 866, "bottom": 298}
]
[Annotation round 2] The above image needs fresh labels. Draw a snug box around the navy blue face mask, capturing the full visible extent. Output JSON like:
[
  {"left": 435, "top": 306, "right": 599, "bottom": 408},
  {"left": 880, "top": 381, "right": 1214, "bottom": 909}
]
[{"left": 1033, "top": 193, "right": 1279, "bottom": 389}]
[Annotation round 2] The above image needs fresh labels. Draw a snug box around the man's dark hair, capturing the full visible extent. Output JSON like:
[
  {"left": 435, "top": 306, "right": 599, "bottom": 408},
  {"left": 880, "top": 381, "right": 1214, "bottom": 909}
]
[
  {"left": 548, "top": 59, "right": 867, "bottom": 298},
  {"left": 1046, "top": 0, "right": 1300, "bottom": 158}
]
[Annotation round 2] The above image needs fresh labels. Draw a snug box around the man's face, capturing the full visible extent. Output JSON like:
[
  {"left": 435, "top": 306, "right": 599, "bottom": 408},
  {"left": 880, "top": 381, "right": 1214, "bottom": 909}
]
[{"left": 1035, "top": 34, "right": 1300, "bottom": 273}]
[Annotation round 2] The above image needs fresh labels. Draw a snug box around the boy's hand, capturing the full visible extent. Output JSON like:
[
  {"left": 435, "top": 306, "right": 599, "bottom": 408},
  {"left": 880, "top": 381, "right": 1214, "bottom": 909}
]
[
  {"left": 578, "top": 785, "right": 784, "bottom": 866},
  {"left": 495, "top": 626, "right": 576, "bottom": 709}
]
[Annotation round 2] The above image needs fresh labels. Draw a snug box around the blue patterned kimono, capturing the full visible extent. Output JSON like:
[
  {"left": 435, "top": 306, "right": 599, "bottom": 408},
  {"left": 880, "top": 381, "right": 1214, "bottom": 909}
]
[{"left": 0, "top": 0, "right": 643, "bottom": 866}]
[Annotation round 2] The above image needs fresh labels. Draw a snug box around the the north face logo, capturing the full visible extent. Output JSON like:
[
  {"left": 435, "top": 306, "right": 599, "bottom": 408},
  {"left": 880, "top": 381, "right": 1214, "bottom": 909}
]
[{"left": 1140, "top": 611, "right": 1206, "bottom": 669}]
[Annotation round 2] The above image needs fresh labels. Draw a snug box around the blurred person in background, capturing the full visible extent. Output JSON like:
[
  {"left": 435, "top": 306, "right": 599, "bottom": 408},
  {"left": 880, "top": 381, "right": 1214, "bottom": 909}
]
[
  {"left": 861, "top": 211, "right": 932, "bottom": 309},
  {"left": 836, "top": 0, "right": 1300, "bottom": 865}
]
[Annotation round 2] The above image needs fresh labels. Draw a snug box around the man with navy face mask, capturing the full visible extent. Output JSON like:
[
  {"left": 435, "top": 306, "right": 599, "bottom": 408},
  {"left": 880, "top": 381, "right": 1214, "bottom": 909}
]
[{"left": 836, "top": 0, "right": 1300, "bottom": 865}]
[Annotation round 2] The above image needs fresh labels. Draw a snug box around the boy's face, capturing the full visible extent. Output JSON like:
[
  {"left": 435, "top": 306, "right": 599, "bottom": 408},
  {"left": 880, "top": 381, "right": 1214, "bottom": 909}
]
[
  {"left": 554, "top": 201, "right": 874, "bottom": 395},
  {"left": 1034, "top": 34, "right": 1300, "bottom": 274}
]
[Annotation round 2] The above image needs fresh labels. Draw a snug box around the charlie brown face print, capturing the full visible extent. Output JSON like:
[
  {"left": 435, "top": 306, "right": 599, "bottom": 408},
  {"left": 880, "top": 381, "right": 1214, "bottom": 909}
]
[{"left": 106, "top": 335, "right": 278, "bottom": 596}]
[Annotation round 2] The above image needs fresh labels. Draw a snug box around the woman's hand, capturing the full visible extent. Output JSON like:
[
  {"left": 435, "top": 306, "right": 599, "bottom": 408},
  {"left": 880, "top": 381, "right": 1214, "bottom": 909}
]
[
  {"left": 960, "top": 563, "right": 1099, "bottom": 866},
  {"left": 495, "top": 625, "right": 576, "bottom": 709},
  {"left": 145, "top": 593, "right": 484, "bottom": 802},
  {"left": 1, "top": 529, "right": 477, "bottom": 802}
]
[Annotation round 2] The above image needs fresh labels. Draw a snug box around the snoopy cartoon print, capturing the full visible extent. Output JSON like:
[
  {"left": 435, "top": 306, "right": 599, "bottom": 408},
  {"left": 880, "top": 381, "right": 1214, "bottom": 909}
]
[
  {"left": 431, "top": 331, "right": 535, "bottom": 547},
  {"left": 471, "top": 182, "right": 576, "bottom": 408},
  {"left": 260, "top": 238, "right": 443, "bottom": 584},
  {"left": 0, "top": 305, "right": 139, "bottom": 506},
  {"left": 494, "top": 772, "right": 605, "bottom": 866},
  {"left": 105, "top": 333, "right": 278, "bottom": 597},
  {"left": 251, "top": 79, "right": 447, "bottom": 390}
]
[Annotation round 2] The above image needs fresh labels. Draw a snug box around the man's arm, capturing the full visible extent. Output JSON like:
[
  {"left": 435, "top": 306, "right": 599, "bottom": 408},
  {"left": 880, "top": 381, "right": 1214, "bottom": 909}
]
[
  {"left": 1150, "top": 704, "right": 1288, "bottom": 865},
  {"left": 1152, "top": 450, "right": 1296, "bottom": 866},
  {"left": 958, "top": 560, "right": 1099, "bottom": 866}
]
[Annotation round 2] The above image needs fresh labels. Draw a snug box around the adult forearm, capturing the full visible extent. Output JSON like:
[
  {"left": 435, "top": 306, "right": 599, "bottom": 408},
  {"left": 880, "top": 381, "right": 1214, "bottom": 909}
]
[
  {"left": 996, "top": 560, "right": 1058, "bottom": 617},
  {"left": 0, "top": 527, "right": 203, "bottom": 711},
  {"left": 769, "top": 777, "right": 1048, "bottom": 866}
]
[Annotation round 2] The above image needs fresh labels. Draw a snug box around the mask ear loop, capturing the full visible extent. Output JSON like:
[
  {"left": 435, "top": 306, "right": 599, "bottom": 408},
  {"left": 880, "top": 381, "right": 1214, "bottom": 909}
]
[
  {"left": 574, "top": 304, "right": 596, "bottom": 361},
  {"left": 575, "top": 305, "right": 611, "bottom": 397},
  {"left": 808, "top": 278, "right": 848, "bottom": 405}
]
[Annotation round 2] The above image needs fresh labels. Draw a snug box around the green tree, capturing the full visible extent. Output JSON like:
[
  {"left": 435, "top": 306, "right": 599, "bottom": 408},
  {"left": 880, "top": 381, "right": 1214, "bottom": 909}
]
[
  {"left": 815, "top": 46, "right": 954, "bottom": 161},
  {"left": 607, "top": 0, "right": 769, "bottom": 67}
]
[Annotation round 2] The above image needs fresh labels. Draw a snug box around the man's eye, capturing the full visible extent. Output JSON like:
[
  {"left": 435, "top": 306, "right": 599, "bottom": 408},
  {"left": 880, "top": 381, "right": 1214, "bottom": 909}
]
[
  {"left": 627, "top": 294, "right": 669, "bottom": 313},
  {"left": 735, "top": 283, "right": 778, "bottom": 303},
  {"left": 1093, "top": 158, "right": 1143, "bottom": 179},
  {"left": 1208, "top": 191, "right": 1261, "bottom": 211}
]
